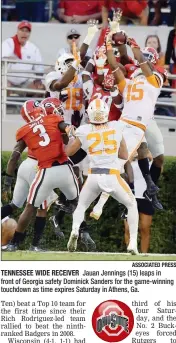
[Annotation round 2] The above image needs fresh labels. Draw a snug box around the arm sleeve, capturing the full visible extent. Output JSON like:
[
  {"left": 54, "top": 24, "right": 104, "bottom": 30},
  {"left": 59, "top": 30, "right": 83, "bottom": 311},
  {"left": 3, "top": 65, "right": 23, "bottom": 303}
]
[
  {"left": 2, "top": 39, "right": 14, "bottom": 58},
  {"left": 146, "top": 74, "right": 163, "bottom": 89},
  {"left": 45, "top": 71, "right": 62, "bottom": 91},
  {"left": 16, "top": 128, "right": 25, "bottom": 142},
  {"left": 117, "top": 79, "right": 127, "bottom": 94},
  {"left": 75, "top": 126, "right": 85, "bottom": 146},
  {"left": 83, "top": 79, "right": 94, "bottom": 100}
]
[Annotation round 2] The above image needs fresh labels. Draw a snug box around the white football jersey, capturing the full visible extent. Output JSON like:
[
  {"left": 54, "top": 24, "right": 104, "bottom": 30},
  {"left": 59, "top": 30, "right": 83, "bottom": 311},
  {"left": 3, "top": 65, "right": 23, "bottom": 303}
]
[
  {"left": 120, "top": 73, "right": 163, "bottom": 128},
  {"left": 75, "top": 121, "right": 125, "bottom": 170},
  {"left": 45, "top": 71, "right": 86, "bottom": 125}
]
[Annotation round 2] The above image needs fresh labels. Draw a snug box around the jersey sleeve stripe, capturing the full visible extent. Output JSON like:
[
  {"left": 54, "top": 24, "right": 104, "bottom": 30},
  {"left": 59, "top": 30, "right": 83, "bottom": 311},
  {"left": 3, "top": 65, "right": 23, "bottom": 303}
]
[
  {"left": 146, "top": 74, "right": 161, "bottom": 88},
  {"left": 68, "top": 164, "right": 79, "bottom": 198},
  {"left": 27, "top": 169, "right": 43, "bottom": 204}
]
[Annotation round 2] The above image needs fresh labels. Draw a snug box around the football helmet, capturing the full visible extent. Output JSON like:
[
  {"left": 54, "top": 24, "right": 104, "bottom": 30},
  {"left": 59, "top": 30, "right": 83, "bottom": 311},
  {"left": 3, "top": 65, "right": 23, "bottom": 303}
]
[
  {"left": 20, "top": 100, "right": 45, "bottom": 123},
  {"left": 55, "top": 53, "right": 74, "bottom": 74},
  {"left": 141, "top": 47, "right": 159, "bottom": 65},
  {"left": 102, "top": 74, "right": 115, "bottom": 90},
  {"left": 87, "top": 99, "right": 109, "bottom": 124},
  {"left": 154, "top": 65, "right": 168, "bottom": 83},
  {"left": 41, "top": 97, "right": 64, "bottom": 116}
]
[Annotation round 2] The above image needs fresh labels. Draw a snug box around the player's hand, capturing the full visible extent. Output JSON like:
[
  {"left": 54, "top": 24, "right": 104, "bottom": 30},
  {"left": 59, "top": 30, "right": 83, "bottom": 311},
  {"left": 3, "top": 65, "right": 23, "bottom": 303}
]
[
  {"left": 65, "top": 125, "right": 76, "bottom": 138},
  {"left": 94, "top": 48, "right": 107, "bottom": 69},
  {"left": 87, "top": 19, "right": 99, "bottom": 36},
  {"left": 2, "top": 175, "right": 13, "bottom": 202},
  {"left": 126, "top": 37, "right": 140, "bottom": 49},
  {"left": 106, "top": 31, "right": 114, "bottom": 45},
  {"left": 108, "top": 18, "right": 119, "bottom": 33}
]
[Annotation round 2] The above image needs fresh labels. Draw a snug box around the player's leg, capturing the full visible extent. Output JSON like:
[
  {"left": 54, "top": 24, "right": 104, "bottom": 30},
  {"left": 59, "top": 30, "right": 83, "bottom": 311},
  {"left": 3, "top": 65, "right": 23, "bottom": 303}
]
[
  {"left": 124, "top": 219, "right": 130, "bottom": 247},
  {"left": 90, "top": 192, "right": 110, "bottom": 220},
  {"left": 145, "top": 120, "right": 164, "bottom": 209},
  {"left": 138, "top": 199, "right": 154, "bottom": 253},
  {"left": 5, "top": 168, "right": 48, "bottom": 251},
  {"left": 30, "top": 190, "right": 59, "bottom": 250},
  {"left": 139, "top": 213, "right": 152, "bottom": 253},
  {"left": 67, "top": 175, "right": 101, "bottom": 252},
  {"left": 109, "top": 173, "right": 139, "bottom": 254},
  {"left": 137, "top": 141, "right": 159, "bottom": 195},
  {"left": 2, "top": 157, "right": 37, "bottom": 220}
]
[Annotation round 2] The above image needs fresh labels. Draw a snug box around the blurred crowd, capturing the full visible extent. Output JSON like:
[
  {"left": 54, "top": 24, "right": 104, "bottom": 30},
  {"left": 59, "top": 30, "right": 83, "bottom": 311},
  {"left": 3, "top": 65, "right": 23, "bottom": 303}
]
[
  {"left": 2, "top": 1, "right": 176, "bottom": 116},
  {"left": 2, "top": 0, "right": 176, "bottom": 26}
]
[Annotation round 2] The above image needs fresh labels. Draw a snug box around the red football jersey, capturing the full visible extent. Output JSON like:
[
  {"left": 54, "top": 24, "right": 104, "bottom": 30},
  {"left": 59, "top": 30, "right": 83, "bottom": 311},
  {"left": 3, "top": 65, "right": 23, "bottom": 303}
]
[
  {"left": 90, "top": 84, "right": 122, "bottom": 121},
  {"left": 16, "top": 115, "right": 67, "bottom": 169}
]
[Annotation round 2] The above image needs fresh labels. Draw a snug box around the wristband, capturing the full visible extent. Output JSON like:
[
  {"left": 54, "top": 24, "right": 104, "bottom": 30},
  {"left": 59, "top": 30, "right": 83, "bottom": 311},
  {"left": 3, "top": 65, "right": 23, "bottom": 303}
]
[
  {"left": 88, "top": 58, "right": 95, "bottom": 66},
  {"left": 82, "top": 71, "right": 91, "bottom": 77},
  {"left": 97, "top": 67, "right": 104, "bottom": 75},
  {"left": 110, "top": 89, "right": 119, "bottom": 97},
  {"left": 112, "top": 67, "right": 120, "bottom": 73},
  {"left": 72, "top": 60, "right": 79, "bottom": 71},
  {"left": 139, "top": 61, "right": 148, "bottom": 66},
  {"left": 106, "top": 42, "right": 113, "bottom": 51},
  {"left": 83, "top": 35, "right": 93, "bottom": 46}
]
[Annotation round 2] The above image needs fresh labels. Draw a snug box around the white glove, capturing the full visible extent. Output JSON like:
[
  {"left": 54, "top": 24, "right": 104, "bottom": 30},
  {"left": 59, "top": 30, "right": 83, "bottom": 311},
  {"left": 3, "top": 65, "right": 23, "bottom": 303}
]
[
  {"left": 94, "top": 48, "right": 107, "bottom": 75},
  {"left": 83, "top": 20, "right": 99, "bottom": 45},
  {"left": 109, "top": 19, "right": 119, "bottom": 33}
]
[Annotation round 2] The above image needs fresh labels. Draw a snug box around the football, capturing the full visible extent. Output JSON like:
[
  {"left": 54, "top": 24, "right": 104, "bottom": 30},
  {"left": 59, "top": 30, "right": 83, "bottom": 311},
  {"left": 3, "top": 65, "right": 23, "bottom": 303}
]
[{"left": 112, "top": 31, "right": 127, "bottom": 46}]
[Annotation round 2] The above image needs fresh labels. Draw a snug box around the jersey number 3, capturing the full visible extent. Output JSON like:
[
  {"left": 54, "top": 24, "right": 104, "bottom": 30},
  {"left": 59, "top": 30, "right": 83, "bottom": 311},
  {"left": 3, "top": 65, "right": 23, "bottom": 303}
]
[{"left": 33, "top": 124, "right": 50, "bottom": 146}]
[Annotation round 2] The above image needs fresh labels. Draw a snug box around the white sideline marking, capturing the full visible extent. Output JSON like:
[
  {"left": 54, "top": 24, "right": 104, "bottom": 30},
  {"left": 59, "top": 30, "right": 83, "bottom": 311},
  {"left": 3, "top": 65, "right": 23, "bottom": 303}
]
[{"left": 24, "top": 251, "right": 176, "bottom": 256}]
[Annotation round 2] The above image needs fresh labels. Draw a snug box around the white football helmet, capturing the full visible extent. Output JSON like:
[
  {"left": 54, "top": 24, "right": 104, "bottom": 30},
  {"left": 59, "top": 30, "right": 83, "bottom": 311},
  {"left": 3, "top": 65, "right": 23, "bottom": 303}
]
[
  {"left": 87, "top": 99, "right": 109, "bottom": 124},
  {"left": 55, "top": 53, "right": 74, "bottom": 74}
]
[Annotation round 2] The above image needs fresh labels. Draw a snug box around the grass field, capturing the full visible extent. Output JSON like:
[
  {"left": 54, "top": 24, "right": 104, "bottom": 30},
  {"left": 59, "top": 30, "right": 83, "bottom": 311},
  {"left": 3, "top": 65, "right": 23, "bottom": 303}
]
[{"left": 2, "top": 251, "right": 176, "bottom": 261}]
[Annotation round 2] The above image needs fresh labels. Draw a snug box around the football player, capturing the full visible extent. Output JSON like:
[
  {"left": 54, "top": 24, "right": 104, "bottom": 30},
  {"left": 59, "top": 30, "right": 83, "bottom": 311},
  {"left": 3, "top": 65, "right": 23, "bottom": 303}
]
[
  {"left": 41, "top": 97, "right": 96, "bottom": 251},
  {"left": 82, "top": 48, "right": 135, "bottom": 220},
  {"left": 45, "top": 23, "right": 99, "bottom": 127},
  {"left": 106, "top": 33, "right": 167, "bottom": 202},
  {"left": 2, "top": 100, "right": 78, "bottom": 252},
  {"left": 123, "top": 47, "right": 166, "bottom": 209},
  {"left": 66, "top": 99, "right": 139, "bottom": 255},
  {"left": 2, "top": 100, "right": 60, "bottom": 251}
]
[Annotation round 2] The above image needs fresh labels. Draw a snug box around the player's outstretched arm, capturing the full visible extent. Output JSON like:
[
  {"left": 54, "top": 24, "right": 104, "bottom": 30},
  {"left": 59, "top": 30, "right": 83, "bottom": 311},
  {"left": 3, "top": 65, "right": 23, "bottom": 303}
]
[
  {"left": 118, "top": 137, "right": 128, "bottom": 160},
  {"left": 82, "top": 59, "right": 94, "bottom": 97},
  {"left": 6, "top": 140, "right": 26, "bottom": 176},
  {"left": 79, "top": 20, "right": 99, "bottom": 60},
  {"left": 2, "top": 139, "right": 27, "bottom": 200},
  {"left": 118, "top": 44, "right": 132, "bottom": 67},
  {"left": 51, "top": 60, "right": 80, "bottom": 92},
  {"left": 126, "top": 37, "right": 153, "bottom": 78},
  {"left": 106, "top": 34, "right": 125, "bottom": 84},
  {"left": 65, "top": 138, "right": 82, "bottom": 156}
]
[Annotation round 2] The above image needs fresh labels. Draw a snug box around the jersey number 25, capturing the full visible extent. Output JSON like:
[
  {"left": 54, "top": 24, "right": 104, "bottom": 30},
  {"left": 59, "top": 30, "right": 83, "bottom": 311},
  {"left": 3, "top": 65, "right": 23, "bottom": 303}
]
[{"left": 87, "top": 130, "right": 117, "bottom": 155}]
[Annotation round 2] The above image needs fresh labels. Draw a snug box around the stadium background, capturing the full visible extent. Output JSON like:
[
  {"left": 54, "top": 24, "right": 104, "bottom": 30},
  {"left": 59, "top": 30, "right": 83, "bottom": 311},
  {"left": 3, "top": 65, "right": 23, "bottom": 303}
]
[{"left": 1, "top": 8, "right": 176, "bottom": 255}]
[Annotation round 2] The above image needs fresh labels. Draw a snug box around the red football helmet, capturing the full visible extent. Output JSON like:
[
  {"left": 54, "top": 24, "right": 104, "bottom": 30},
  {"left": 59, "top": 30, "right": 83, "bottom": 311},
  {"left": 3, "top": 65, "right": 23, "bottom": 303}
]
[
  {"left": 102, "top": 74, "right": 115, "bottom": 90},
  {"left": 125, "top": 64, "right": 139, "bottom": 79},
  {"left": 20, "top": 100, "right": 45, "bottom": 123},
  {"left": 41, "top": 97, "right": 63, "bottom": 116},
  {"left": 154, "top": 65, "right": 168, "bottom": 82},
  {"left": 141, "top": 47, "right": 159, "bottom": 65}
]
